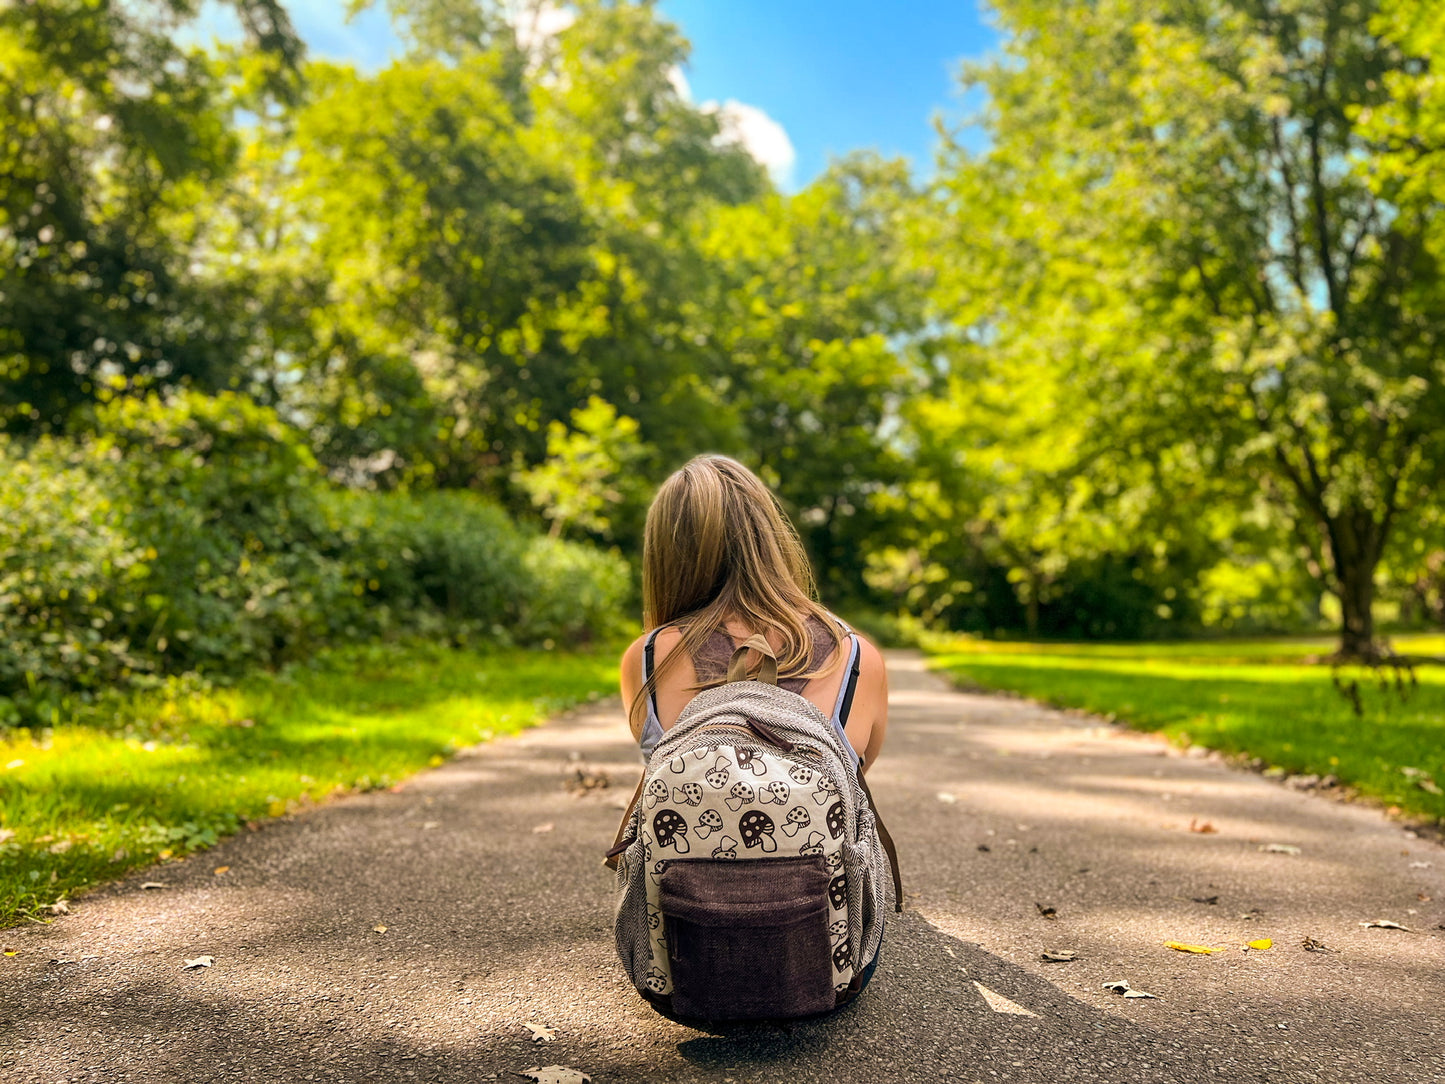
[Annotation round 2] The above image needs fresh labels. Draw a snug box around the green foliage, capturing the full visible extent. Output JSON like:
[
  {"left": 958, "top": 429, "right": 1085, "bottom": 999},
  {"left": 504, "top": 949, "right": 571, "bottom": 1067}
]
[
  {"left": 513, "top": 396, "right": 649, "bottom": 540},
  {"left": 928, "top": 634, "right": 1445, "bottom": 823},
  {"left": 0, "top": 393, "right": 630, "bottom": 725},
  {"left": 0, "top": 637, "right": 619, "bottom": 927},
  {"left": 925, "top": 0, "right": 1445, "bottom": 654}
]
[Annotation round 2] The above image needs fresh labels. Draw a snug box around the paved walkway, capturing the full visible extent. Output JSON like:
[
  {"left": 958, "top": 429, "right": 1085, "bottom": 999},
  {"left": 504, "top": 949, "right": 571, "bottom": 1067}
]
[{"left": 4, "top": 652, "right": 1442, "bottom": 1083}]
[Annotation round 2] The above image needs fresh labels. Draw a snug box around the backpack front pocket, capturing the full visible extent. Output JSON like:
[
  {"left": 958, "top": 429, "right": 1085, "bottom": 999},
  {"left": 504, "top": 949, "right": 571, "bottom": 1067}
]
[{"left": 658, "top": 856, "right": 833, "bottom": 1020}]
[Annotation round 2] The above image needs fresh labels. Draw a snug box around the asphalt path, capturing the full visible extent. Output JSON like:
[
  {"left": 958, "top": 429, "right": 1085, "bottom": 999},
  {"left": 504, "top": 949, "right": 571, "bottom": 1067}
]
[{"left": 4, "top": 652, "right": 1443, "bottom": 1084}]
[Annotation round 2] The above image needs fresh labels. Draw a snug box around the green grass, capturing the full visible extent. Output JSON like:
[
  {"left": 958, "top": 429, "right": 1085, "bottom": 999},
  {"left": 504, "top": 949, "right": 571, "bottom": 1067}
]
[
  {"left": 0, "top": 640, "right": 620, "bottom": 929},
  {"left": 925, "top": 633, "right": 1445, "bottom": 824}
]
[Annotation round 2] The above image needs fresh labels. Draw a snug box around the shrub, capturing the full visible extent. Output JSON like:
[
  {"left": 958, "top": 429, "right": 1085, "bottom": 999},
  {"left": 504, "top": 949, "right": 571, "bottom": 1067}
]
[{"left": 0, "top": 393, "right": 631, "bottom": 726}]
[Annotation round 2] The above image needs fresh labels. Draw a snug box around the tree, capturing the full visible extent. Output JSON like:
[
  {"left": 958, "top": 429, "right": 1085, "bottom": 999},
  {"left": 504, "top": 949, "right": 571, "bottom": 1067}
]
[
  {"left": 0, "top": 0, "right": 301, "bottom": 433},
  {"left": 938, "top": 0, "right": 1445, "bottom": 656}
]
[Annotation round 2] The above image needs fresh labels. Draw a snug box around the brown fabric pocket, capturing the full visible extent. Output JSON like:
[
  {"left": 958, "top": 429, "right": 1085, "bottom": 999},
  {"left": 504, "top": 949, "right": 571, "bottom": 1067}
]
[{"left": 659, "top": 856, "right": 833, "bottom": 1020}]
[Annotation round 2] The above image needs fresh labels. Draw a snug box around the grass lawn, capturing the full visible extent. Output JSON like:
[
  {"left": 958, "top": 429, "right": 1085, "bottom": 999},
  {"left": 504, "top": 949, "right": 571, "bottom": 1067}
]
[
  {"left": 925, "top": 633, "right": 1445, "bottom": 824},
  {"left": 0, "top": 640, "right": 621, "bottom": 929}
]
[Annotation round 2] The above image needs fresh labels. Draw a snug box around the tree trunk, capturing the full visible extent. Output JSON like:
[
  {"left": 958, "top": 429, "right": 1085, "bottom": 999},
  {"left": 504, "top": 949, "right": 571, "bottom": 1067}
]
[
  {"left": 1025, "top": 567, "right": 1040, "bottom": 637},
  {"left": 1326, "top": 511, "right": 1381, "bottom": 660}
]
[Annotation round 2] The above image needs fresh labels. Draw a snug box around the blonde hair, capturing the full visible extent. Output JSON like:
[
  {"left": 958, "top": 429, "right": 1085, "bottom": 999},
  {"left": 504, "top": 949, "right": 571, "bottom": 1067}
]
[{"left": 631, "top": 454, "right": 843, "bottom": 732}]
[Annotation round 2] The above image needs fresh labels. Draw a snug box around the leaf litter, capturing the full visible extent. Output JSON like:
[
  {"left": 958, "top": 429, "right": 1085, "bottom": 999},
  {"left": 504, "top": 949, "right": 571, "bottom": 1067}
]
[
  {"left": 1040, "top": 950, "right": 1076, "bottom": 962},
  {"left": 525, "top": 1022, "right": 558, "bottom": 1043},
  {"left": 519, "top": 1068, "right": 589, "bottom": 1084},
  {"left": 1301, "top": 937, "right": 1334, "bottom": 953},
  {"left": 1259, "top": 843, "right": 1301, "bottom": 855},
  {"left": 1035, "top": 903, "right": 1058, "bottom": 919},
  {"left": 1359, "top": 919, "right": 1412, "bottom": 931},
  {"left": 1164, "top": 941, "right": 1223, "bottom": 955},
  {"left": 182, "top": 956, "right": 213, "bottom": 970},
  {"left": 1102, "top": 980, "right": 1159, "bottom": 999}
]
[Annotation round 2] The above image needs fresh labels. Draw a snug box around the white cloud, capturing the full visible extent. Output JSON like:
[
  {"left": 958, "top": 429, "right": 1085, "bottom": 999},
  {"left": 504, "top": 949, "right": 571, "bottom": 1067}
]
[{"left": 704, "top": 99, "right": 796, "bottom": 188}]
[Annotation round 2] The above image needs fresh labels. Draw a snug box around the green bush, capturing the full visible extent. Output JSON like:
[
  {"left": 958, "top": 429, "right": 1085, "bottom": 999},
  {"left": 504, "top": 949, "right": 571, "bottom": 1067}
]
[{"left": 0, "top": 392, "right": 631, "bottom": 725}]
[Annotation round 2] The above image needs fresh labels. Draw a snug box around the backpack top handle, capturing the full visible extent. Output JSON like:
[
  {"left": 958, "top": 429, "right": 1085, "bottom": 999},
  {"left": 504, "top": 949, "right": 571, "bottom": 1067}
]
[{"left": 725, "top": 634, "right": 779, "bottom": 685}]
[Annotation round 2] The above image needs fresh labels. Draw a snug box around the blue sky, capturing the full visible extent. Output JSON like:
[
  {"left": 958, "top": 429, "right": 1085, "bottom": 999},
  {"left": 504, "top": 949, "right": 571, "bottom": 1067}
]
[{"left": 203, "top": 1, "right": 1001, "bottom": 189}]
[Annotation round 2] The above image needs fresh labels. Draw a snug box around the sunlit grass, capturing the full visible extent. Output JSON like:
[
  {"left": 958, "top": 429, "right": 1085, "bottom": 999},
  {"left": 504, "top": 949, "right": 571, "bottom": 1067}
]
[
  {"left": 0, "top": 640, "right": 620, "bottom": 928},
  {"left": 925, "top": 633, "right": 1445, "bottom": 823}
]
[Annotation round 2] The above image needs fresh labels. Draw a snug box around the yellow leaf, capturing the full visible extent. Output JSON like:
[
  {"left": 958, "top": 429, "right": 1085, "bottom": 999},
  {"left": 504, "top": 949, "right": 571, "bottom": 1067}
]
[
  {"left": 158, "top": 849, "right": 173, "bottom": 860},
  {"left": 428, "top": 755, "right": 444, "bottom": 767},
  {"left": 1163, "top": 941, "right": 1223, "bottom": 954},
  {"left": 373, "top": 924, "right": 387, "bottom": 933},
  {"left": 213, "top": 866, "right": 230, "bottom": 876},
  {"left": 1248, "top": 939, "right": 1273, "bottom": 950}
]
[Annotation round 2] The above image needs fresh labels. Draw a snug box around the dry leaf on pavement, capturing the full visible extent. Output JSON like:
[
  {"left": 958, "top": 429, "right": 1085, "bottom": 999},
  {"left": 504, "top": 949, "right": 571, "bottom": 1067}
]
[
  {"left": 525, "top": 1022, "right": 558, "bottom": 1043},
  {"left": 1247, "top": 939, "right": 1273, "bottom": 950},
  {"left": 140, "top": 882, "right": 167, "bottom": 890},
  {"left": 213, "top": 866, "right": 230, "bottom": 875},
  {"left": 1300, "top": 937, "right": 1333, "bottom": 953},
  {"left": 182, "top": 956, "right": 213, "bottom": 970},
  {"left": 1359, "top": 919, "right": 1412, "bottom": 931},
  {"left": 1191, "top": 895, "right": 1219, "bottom": 905},
  {"left": 518, "top": 1067, "right": 590, "bottom": 1084},
  {"left": 1035, "top": 903, "right": 1058, "bottom": 919},
  {"left": 1102, "top": 980, "right": 1159, "bottom": 999},
  {"left": 532, "top": 823, "right": 555, "bottom": 834},
  {"left": 1258, "top": 843, "right": 1301, "bottom": 855},
  {"left": 373, "top": 924, "right": 388, "bottom": 933},
  {"left": 1164, "top": 941, "right": 1223, "bottom": 954},
  {"left": 1188, "top": 819, "right": 1217, "bottom": 834},
  {"left": 1040, "top": 950, "right": 1076, "bottom": 962},
  {"left": 936, "top": 792, "right": 957, "bottom": 804},
  {"left": 45, "top": 899, "right": 69, "bottom": 915}
]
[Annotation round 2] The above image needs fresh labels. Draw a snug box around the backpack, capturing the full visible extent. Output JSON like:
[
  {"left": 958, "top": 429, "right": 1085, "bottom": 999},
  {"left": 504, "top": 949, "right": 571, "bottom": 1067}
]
[{"left": 605, "top": 633, "right": 902, "bottom": 1022}]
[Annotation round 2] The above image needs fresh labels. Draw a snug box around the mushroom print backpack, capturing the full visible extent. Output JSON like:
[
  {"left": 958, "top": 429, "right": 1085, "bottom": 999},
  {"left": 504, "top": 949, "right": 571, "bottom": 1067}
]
[{"left": 605, "top": 633, "right": 902, "bottom": 1022}]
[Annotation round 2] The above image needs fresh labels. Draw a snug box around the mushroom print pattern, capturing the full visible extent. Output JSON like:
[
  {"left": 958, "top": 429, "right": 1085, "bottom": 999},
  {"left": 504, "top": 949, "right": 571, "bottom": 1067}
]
[
  {"left": 735, "top": 747, "right": 768, "bottom": 776},
  {"left": 738, "top": 810, "right": 778, "bottom": 852},
  {"left": 645, "top": 967, "right": 668, "bottom": 994},
  {"left": 711, "top": 834, "right": 739, "bottom": 859},
  {"left": 788, "top": 764, "right": 815, "bottom": 786},
  {"left": 828, "top": 919, "right": 848, "bottom": 946},
  {"left": 694, "top": 809, "right": 724, "bottom": 839},
  {"left": 829, "top": 871, "right": 848, "bottom": 910},
  {"left": 798, "top": 830, "right": 826, "bottom": 856},
  {"left": 725, "top": 782, "right": 755, "bottom": 812},
  {"left": 644, "top": 779, "right": 669, "bottom": 808},
  {"left": 781, "top": 806, "right": 811, "bottom": 836},
  {"left": 652, "top": 809, "right": 690, "bottom": 853},
  {"left": 832, "top": 939, "right": 853, "bottom": 973},
  {"left": 704, "top": 757, "right": 731, "bottom": 789},
  {"left": 758, "top": 781, "right": 790, "bottom": 805},
  {"left": 826, "top": 800, "right": 845, "bottom": 840},
  {"left": 669, "top": 756, "right": 687, "bottom": 774},
  {"left": 671, "top": 782, "right": 703, "bottom": 806},
  {"left": 812, "top": 777, "right": 839, "bottom": 806}
]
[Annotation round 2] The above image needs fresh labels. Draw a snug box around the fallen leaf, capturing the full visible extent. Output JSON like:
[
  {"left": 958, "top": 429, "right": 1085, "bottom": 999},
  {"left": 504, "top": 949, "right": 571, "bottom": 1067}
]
[
  {"left": 182, "top": 955, "right": 214, "bottom": 970},
  {"left": 1238, "top": 908, "right": 1264, "bottom": 920},
  {"left": 1191, "top": 895, "right": 1219, "bottom": 905},
  {"left": 1247, "top": 939, "right": 1273, "bottom": 951},
  {"left": 977, "top": 844, "right": 991, "bottom": 852},
  {"left": 563, "top": 766, "right": 610, "bottom": 796},
  {"left": 1040, "top": 950, "right": 1076, "bottom": 962},
  {"left": 1164, "top": 941, "right": 1223, "bottom": 955},
  {"left": 1300, "top": 937, "right": 1333, "bottom": 953},
  {"left": 524, "top": 1022, "right": 558, "bottom": 1043},
  {"left": 1188, "top": 819, "right": 1218, "bottom": 834},
  {"left": 1408, "top": 861, "right": 1432, "bottom": 869},
  {"left": 213, "top": 866, "right": 230, "bottom": 876},
  {"left": 1359, "top": 919, "right": 1412, "bottom": 931},
  {"left": 1259, "top": 843, "right": 1301, "bottom": 855},
  {"left": 140, "top": 882, "right": 167, "bottom": 890},
  {"left": 532, "top": 823, "right": 554, "bottom": 834},
  {"left": 1419, "top": 780, "right": 1443, "bottom": 796},
  {"left": 1418, "top": 893, "right": 1432, "bottom": 902},
  {"left": 45, "top": 899, "right": 69, "bottom": 916},
  {"left": 422, "top": 821, "right": 440, "bottom": 830},
  {"left": 373, "top": 924, "right": 388, "bottom": 933},
  {"left": 1035, "top": 902, "right": 1058, "bottom": 919},
  {"left": 936, "top": 792, "right": 957, "bottom": 804},
  {"left": 518, "top": 1067, "right": 591, "bottom": 1084},
  {"left": 1102, "top": 979, "right": 1159, "bottom": 999},
  {"left": 3, "top": 948, "right": 16, "bottom": 957}
]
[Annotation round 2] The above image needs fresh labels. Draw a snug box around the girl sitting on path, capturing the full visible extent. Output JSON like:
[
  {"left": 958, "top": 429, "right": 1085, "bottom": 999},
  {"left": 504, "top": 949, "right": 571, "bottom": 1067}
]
[{"left": 619, "top": 453, "right": 889, "bottom": 770}]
